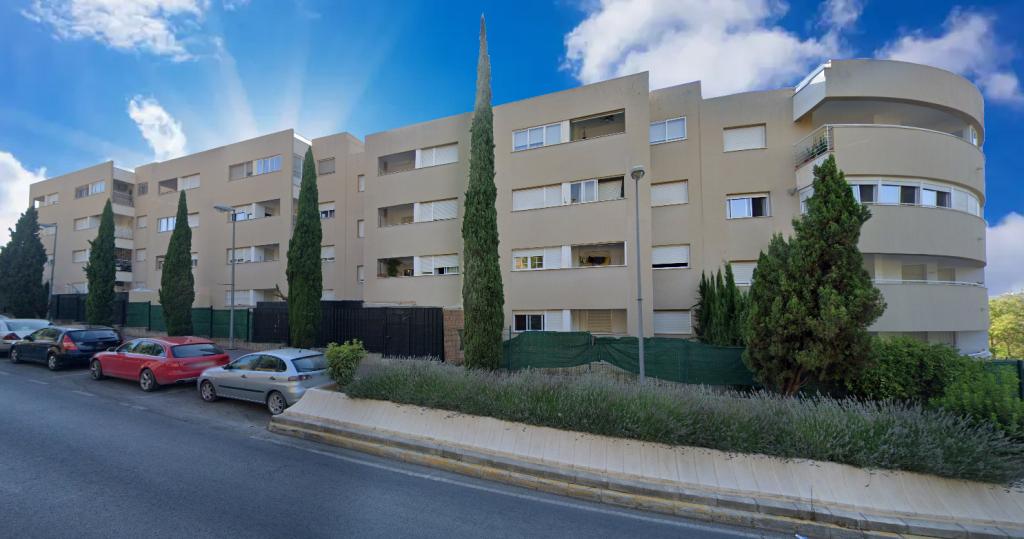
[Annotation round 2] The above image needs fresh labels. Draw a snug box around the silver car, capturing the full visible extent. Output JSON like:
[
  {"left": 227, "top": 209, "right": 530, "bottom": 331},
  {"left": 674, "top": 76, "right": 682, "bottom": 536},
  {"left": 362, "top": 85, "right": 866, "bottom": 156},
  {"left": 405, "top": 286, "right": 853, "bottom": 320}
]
[
  {"left": 197, "top": 348, "right": 331, "bottom": 415},
  {"left": 1, "top": 319, "right": 52, "bottom": 355}
]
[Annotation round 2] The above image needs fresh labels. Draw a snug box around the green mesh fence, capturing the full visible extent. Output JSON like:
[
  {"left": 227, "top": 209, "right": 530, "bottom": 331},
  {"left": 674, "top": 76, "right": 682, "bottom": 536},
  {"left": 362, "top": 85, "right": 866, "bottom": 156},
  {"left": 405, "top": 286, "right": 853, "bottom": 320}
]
[
  {"left": 503, "top": 332, "right": 756, "bottom": 386},
  {"left": 192, "top": 308, "right": 213, "bottom": 337},
  {"left": 126, "top": 302, "right": 149, "bottom": 327},
  {"left": 149, "top": 305, "right": 166, "bottom": 332},
  {"left": 212, "top": 309, "right": 251, "bottom": 341}
]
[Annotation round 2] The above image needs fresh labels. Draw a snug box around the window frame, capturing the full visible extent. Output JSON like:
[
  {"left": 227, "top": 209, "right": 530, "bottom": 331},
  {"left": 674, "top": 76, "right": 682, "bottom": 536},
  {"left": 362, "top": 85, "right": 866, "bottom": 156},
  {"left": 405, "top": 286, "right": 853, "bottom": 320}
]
[
  {"left": 725, "top": 194, "right": 771, "bottom": 219},
  {"left": 513, "top": 313, "right": 545, "bottom": 332},
  {"left": 723, "top": 124, "right": 767, "bottom": 152},
  {"left": 649, "top": 117, "right": 687, "bottom": 145}
]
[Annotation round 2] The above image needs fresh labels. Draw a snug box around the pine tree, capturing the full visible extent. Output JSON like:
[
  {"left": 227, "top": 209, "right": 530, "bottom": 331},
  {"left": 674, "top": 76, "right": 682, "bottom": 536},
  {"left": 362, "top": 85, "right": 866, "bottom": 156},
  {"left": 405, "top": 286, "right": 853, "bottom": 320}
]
[
  {"left": 461, "top": 16, "right": 504, "bottom": 369},
  {"left": 286, "top": 147, "right": 323, "bottom": 348},
  {"left": 745, "top": 155, "right": 885, "bottom": 394},
  {"left": 160, "top": 191, "right": 195, "bottom": 336},
  {"left": 85, "top": 199, "right": 116, "bottom": 325},
  {"left": 0, "top": 207, "right": 48, "bottom": 317}
]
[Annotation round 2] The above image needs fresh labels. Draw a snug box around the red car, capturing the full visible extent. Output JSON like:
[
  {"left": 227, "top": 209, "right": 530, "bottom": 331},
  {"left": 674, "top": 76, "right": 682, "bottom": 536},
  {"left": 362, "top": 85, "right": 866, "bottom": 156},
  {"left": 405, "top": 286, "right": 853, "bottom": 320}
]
[{"left": 90, "top": 337, "right": 230, "bottom": 392}]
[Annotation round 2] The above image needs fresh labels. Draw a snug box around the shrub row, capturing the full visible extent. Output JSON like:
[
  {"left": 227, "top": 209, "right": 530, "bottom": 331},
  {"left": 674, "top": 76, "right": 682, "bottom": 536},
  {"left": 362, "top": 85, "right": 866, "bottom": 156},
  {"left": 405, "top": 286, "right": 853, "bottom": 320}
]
[{"left": 346, "top": 360, "right": 1024, "bottom": 485}]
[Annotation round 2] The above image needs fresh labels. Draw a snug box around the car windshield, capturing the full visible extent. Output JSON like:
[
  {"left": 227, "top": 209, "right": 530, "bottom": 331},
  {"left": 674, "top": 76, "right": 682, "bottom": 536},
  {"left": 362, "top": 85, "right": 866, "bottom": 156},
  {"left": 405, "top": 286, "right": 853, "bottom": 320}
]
[
  {"left": 172, "top": 344, "right": 224, "bottom": 357},
  {"left": 69, "top": 330, "right": 119, "bottom": 342},
  {"left": 8, "top": 320, "right": 50, "bottom": 331},
  {"left": 291, "top": 354, "right": 327, "bottom": 373}
]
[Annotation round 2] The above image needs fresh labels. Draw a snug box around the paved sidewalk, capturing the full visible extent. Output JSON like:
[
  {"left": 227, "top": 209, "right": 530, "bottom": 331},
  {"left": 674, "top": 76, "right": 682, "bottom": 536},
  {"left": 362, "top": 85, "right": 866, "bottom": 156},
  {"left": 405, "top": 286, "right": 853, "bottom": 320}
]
[{"left": 271, "top": 388, "right": 1024, "bottom": 539}]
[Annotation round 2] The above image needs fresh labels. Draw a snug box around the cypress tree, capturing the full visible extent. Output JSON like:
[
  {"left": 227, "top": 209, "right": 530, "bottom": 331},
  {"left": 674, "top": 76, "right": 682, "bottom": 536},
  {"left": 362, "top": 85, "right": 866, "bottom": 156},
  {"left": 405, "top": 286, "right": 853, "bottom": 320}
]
[
  {"left": 286, "top": 147, "right": 323, "bottom": 348},
  {"left": 461, "top": 16, "right": 504, "bottom": 369},
  {"left": 693, "top": 272, "right": 711, "bottom": 341},
  {"left": 745, "top": 155, "right": 885, "bottom": 394},
  {"left": 0, "top": 207, "right": 48, "bottom": 317},
  {"left": 160, "top": 190, "right": 195, "bottom": 336},
  {"left": 85, "top": 199, "right": 116, "bottom": 325}
]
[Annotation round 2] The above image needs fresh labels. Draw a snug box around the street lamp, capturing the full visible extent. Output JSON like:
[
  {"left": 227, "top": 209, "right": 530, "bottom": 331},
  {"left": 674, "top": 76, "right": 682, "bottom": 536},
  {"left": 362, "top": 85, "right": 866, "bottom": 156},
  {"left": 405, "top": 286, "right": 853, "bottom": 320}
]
[
  {"left": 39, "top": 223, "right": 57, "bottom": 320},
  {"left": 214, "top": 204, "right": 238, "bottom": 349},
  {"left": 630, "top": 165, "right": 646, "bottom": 384}
]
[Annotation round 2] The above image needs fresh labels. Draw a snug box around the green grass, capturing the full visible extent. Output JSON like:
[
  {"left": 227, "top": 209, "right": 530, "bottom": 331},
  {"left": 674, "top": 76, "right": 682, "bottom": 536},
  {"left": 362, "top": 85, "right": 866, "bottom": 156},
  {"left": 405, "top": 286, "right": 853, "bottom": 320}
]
[{"left": 345, "top": 360, "right": 1024, "bottom": 485}]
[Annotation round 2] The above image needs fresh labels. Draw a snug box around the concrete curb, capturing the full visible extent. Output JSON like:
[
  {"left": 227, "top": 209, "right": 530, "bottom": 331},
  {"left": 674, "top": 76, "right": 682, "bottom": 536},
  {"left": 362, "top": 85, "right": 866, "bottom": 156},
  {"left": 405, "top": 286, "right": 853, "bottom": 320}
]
[{"left": 269, "top": 411, "right": 1023, "bottom": 539}]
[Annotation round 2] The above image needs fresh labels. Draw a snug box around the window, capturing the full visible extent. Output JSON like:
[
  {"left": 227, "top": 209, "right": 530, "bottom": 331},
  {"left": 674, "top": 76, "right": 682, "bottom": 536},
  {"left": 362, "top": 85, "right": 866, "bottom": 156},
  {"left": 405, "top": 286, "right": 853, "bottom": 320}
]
[
  {"left": 137, "top": 215, "right": 148, "bottom": 229},
  {"left": 723, "top": 125, "right": 766, "bottom": 152},
  {"left": 512, "top": 184, "right": 562, "bottom": 211},
  {"left": 416, "top": 254, "right": 459, "bottom": 275},
  {"left": 726, "top": 194, "right": 770, "bottom": 219},
  {"left": 155, "top": 256, "right": 165, "bottom": 270},
  {"left": 852, "top": 184, "right": 876, "bottom": 204},
  {"left": 74, "top": 180, "right": 105, "bottom": 199},
  {"left": 417, "top": 143, "right": 458, "bottom": 168},
  {"left": 378, "top": 151, "right": 416, "bottom": 175},
  {"left": 74, "top": 215, "right": 99, "bottom": 230},
  {"left": 514, "top": 313, "right": 545, "bottom": 332},
  {"left": 319, "top": 202, "right": 335, "bottom": 220},
  {"left": 136, "top": 249, "right": 146, "bottom": 262},
  {"left": 513, "top": 122, "right": 563, "bottom": 151},
  {"left": 799, "top": 186, "right": 813, "bottom": 214},
  {"left": 415, "top": 198, "right": 458, "bottom": 222},
  {"left": 512, "top": 247, "right": 562, "bottom": 270},
  {"left": 179, "top": 174, "right": 200, "bottom": 191},
  {"left": 41, "top": 225, "right": 55, "bottom": 236},
  {"left": 357, "top": 174, "right": 365, "bottom": 192},
  {"left": 570, "top": 110, "right": 625, "bottom": 141},
  {"left": 318, "top": 157, "right": 336, "bottom": 175},
  {"left": 187, "top": 213, "right": 199, "bottom": 228},
  {"left": 651, "top": 181, "right": 688, "bottom": 206},
  {"left": 596, "top": 177, "right": 624, "bottom": 201},
  {"left": 356, "top": 265, "right": 365, "bottom": 284},
  {"left": 158, "top": 216, "right": 175, "bottom": 232},
  {"left": 255, "top": 155, "right": 282, "bottom": 175},
  {"left": 921, "top": 186, "right": 951, "bottom": 208},
  {"left": 137, "top": 182, "right": 148, "bottom": 196},
  {"left": 357, "top": 219, "right": 365, "bottom": 238},
  {"left": 570, "top": 179, "right": 597, "bottom": 204},
  {"left": 649, "top": 117, "right": 686, "bottom": 144},
  {"left": 652, "top": 245, "right": 689, "bottom": 269},
  {"left": 654, "top": 311, "right": 693, "bottom": 335},
  {"left": 901, "top": 264, "right": 926, "bottom": 281},
  {"left": 969, "top": 125, "right": 979, "bottom": 146},
  {"left": 229, "top": 162, "right": 253, "bottom": 180},
  {"left": 320, "top": 245, "right": 336, "bottom": 262},
  {"left": 72, "top": 249, "right": 89, "bottom": 263},
  {"left": 879, "top": 184, "right": 900, "bottom": 204},
  {"left": 900, "top": 185, "right": 918, "bottom": 205},
  {"left": 730, "top": 262, "right": 757, "bottom": 285},
  {"left": 938, "top": 267, "right": 956, "bottom": 281}
]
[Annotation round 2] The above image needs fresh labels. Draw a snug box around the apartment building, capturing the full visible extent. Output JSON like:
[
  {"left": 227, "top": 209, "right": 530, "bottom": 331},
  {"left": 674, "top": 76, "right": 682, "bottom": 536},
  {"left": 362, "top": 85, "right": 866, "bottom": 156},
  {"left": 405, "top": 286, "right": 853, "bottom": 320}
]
[{"left": 28, "top": 59, "right": 989, "bottom": 354}]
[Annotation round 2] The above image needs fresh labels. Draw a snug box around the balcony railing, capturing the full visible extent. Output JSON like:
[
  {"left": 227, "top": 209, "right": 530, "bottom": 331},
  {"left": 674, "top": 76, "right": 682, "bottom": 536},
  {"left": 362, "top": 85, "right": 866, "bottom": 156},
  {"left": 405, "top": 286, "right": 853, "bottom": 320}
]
[
  {"left": 115, "top": 261, "right": 133, "bottom": 273},
  {"left": 111, "top": 191, "right": 134, "bottom": 207},
  {"left": 793, "top": 125, "right": 833, "bottom": 168},
  {"left": 114, "top": 227, "right": 134, "bottom": 240}
]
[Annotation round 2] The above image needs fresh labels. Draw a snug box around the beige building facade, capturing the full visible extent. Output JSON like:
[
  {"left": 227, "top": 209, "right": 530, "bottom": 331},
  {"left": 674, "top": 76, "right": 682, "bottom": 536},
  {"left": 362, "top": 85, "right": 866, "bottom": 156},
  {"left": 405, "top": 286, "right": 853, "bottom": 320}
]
[{"left": 28, "top": 59, "right": 990, "bottom": 354}]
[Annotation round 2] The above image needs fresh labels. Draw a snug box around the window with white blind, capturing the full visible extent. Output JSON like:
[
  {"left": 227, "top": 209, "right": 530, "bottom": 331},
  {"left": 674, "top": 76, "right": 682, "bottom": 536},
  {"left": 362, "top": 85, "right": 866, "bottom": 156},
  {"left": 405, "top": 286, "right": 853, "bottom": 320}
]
[
  {"left": 321, "top": 290, "right": 336, "bottom": 300},
  {"left": 726, "top": 194, "right": 770, "bottom": 219},
  {"left": 730, "top": 262, "right": 757, "bottom": 285},
  {"left": 649, "top": 117, "right": 686, "bottom": 144},
  {"left": 416, "top": 143, "right": 458, "bottom": 168},
  {"left": 137, "top": 215, "right": 148, "bottom": 229},
  {"left": 356, "top": 265, "right": 365, "bottom": 284},
  {"left": 723, "top": 124, "right": 766, "bottom": 152},
  {"left": 512, "top": 247, "right": 563, "bottom": 270},
  {"left": 414, "top": 198, "right": 458, "bottom": 222},
  {"left": 513, "top": 122, "right": 565, "bottom": 151},
  {"left": 512, "top": 184, "right": 562, "bottom": 211},
  {"left": 318, "top": 157, "right": 335, "bottom": 175},
  {"left": 654, "top": 310, "right": 693, "bottom": 335},
  {"left": 319, "top": 202, "right": 335, "bottom": 220},
  {"left": 357, "top": 174, "right": 365, "bottom": 192},
  {"left": 75, "top": 180, "right": 106, "bottom": 199},
  {"left": 136, "top": 249, "right": 147, "bottom": 262},
  {"left": 157, "top": 217, "right": 175, "bottom": 232},
  {"left": 357, "top": 219, "right": 365, "bottom": 238},
  {"left": 187, "top": 213, "right": 199, "bottom": 228},
  {"left": 652, "top": 245, "right": 690, "bottom": 269},
  {"left": 178, "top": 174, "right": 200, "bottom": 191},
  {"left": 321, "top": 245, "right": 335, "bottom": 262},
  {"left": 416, "top": 254, "right": 459, "bottom": 275},
  {"left": 72, "top": 249, "right": 89, "bottom": 263},
  {"left": 74, "top": 216, "right": 100, "bottom": 230},
  {"left": 651, "top": 181, "right": 688, "bottom": 206}
]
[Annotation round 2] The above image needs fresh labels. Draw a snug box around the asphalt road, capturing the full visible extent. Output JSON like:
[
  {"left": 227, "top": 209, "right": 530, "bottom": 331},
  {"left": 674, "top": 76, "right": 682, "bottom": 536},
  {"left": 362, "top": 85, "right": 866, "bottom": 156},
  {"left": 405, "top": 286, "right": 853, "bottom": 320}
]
[{"left": 0, "top": 356, "right": 783, "bottom": 539}]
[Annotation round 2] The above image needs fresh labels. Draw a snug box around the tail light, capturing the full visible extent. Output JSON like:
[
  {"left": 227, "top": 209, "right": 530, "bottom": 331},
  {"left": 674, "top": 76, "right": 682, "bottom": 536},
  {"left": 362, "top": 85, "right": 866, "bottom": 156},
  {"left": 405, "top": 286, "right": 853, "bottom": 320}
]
[
  {"left": 2, "top": 333, "right": 17, "bottom": 341},
  {"left": 287, "top": 374, "right": 311, "bottom": 382},
  {"left": 61, "top": 335, "right": 78, "bottom": 351}
]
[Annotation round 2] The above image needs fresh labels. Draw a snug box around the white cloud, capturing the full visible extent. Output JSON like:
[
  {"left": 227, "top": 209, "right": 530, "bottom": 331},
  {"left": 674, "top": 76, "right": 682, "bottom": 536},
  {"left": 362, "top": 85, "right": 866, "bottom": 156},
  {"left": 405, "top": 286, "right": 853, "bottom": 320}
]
[
  {"left": 127, "top": 96, "right": 187, "bottom": 161},
  {"left": 563, "top": 0, "right": 845, "bottom": 97},
  {"left": 222, "top": 0, "right": 249, "bottom": 11},
  {"left": 0, "top": 152, "right": 47, "bottom": 245},
  {"left": 877, "top": 9, "right": 1023, "bottom": 104},
  {"left": 22, "top": 0, "right": 208, "bottom": 61},
  {"left": 821, "top": 0, "right": 863, "bottom": 31},
  {"left": 986, "top": 213, "right": 1024, "bottom": 296}
]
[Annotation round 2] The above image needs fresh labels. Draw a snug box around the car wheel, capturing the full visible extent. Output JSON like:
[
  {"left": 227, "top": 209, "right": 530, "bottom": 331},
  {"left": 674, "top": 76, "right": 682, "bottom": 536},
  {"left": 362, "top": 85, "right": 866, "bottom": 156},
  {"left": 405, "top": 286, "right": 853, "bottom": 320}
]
[
  {"left": 46, "top": 352, "right": 60, "bottom": 371},
  {"left": 9, "top": 348, "right": 20, "bottom": 364},
  {"left": 266, "top": 391, "right": 288, "bottom": 415},
  {"left": 90, "top": 359, "right": 105, "bottom": 380},
  {"left": 139, "top": 369, "right": 158, "bottom": 392},
  {"left": 199, "top": 380, "right": 218, "bottom": 402}
]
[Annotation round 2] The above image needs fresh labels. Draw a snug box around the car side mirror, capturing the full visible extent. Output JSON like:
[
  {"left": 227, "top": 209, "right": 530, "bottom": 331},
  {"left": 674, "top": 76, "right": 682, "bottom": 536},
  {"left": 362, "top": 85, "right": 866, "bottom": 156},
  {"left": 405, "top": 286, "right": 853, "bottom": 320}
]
[
  {"left": 24, "top": 335, "right": 33, "bottom": 342},
  {"left": 107, "top": 347, "right": 115, "bottom": 352}
]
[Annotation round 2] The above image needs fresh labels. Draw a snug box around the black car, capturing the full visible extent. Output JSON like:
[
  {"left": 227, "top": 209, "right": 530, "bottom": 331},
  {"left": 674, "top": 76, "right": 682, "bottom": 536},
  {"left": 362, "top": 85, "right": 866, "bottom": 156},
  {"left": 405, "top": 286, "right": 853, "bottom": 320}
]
[{"left": 10, "top": 326, "right": 121, "bottom": 371}]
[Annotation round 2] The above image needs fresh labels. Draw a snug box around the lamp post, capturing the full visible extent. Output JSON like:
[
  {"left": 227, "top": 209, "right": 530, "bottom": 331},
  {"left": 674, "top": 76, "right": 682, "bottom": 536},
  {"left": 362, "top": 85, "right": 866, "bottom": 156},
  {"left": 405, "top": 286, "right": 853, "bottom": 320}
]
[
  {"left": 39, "top": 223, "right": 57, "bottom": 320},
  {"left": 214, "top": 204, "right": 237, "bottom": 349},
  {"left": 630, "top": 165, "right": 646, "bottom": 384}
]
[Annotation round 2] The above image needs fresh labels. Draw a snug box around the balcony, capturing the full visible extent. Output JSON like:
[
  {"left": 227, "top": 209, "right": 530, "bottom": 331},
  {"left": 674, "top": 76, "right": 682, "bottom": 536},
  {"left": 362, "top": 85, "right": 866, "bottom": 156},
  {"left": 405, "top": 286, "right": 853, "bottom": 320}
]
[
  {"left": 858, "top": 204, "right": 985, "bottom": 263},
  {"left": 111, "top": 191, "right": 133, "bottom": 207},
  {"left": 114, "top": 227, "right": 134, "bottom": 240},
  {"left": 506, "top": 264, "right": 631, "bottom": 310},
  {"left": 870, "top": 280, "right": 988, "bottom": 333}
]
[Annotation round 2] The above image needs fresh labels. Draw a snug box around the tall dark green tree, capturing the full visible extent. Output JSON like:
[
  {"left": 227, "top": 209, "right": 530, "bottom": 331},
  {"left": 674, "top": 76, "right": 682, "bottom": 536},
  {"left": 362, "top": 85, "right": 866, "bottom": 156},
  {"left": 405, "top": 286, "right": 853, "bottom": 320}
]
[
  {"left": 159, "top": 191, "right": 195, "bottom": 336},
  {"left": 0, "top": 207, "right": 48, "bottom": 317},
  {"left": 745, "top": 155, "right": 885, "bottom": 394},
  {"left": 694, "top": 265, "right": 748, "bottom": 347},
  {"left": 85, "top": 199, "right": 116, "bottom": 325},
  {"left": 461, "top": 16, "right": 504, "bottom": 369},
  {"left": 286, "top": 147, "right": 323, "bottom": 348}
]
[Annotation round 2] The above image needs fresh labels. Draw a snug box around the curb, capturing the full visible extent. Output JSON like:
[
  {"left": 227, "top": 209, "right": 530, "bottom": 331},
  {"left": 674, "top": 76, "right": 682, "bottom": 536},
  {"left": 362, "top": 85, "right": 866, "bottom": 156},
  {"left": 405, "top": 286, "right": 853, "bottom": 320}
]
[{"left": 269, "top": 413, "right": 1022, "bottom": 539}]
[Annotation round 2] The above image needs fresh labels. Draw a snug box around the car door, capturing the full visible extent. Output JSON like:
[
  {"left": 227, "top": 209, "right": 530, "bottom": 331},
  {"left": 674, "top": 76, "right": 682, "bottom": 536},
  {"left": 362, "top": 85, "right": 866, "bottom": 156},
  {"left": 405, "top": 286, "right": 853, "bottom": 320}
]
[
  {"left": 245, "top": 355, "right": 285, "bottom": 400},
  {"left": 216, "top": 354, "right": 259, "bottom": 400},
  {"left": 127, "top": 341, "right": 164, "bottom": 378},
  {"left": 103, "top": 341, "right": 136, "bottom": 378},
  {"left": 26, "top": 328, "right": 57, "bottom": 362}
]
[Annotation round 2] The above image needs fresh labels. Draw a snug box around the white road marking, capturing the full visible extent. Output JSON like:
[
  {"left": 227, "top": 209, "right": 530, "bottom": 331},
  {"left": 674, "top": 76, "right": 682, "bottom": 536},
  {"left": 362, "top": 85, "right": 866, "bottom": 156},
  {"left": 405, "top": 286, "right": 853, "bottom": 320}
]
[
  {"left": 52, "top": 372, "right": 89, "bottom": 378},
  {"left": 28, "top": 379, "right": 49, "bottom": 385},
  {"left": 258, "top": 436, "right": 770, "bottom": 537},
  {"left": 72, "top": 390, "right": 95, "bottom": 397},
  {"left": 0, "top": 370, "right": 9, "bottom": 376}
]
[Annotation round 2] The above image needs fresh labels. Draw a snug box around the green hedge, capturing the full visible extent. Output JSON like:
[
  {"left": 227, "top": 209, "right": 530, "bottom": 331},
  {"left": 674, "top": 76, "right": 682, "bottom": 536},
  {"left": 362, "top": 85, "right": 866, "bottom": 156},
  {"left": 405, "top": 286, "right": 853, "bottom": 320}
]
[{"left": 346, "top": 360, "right": 1024, "bottom": 485}]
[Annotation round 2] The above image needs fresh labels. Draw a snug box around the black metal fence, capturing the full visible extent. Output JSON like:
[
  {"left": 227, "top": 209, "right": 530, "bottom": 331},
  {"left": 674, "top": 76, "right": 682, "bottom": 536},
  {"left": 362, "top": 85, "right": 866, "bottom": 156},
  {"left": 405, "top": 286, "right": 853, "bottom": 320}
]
[
  {"left": 49, "top": 293, "right": 128, "bottom": 325},
  {"left": 252, "top": 301, "right": 445, "bottom": 360}
]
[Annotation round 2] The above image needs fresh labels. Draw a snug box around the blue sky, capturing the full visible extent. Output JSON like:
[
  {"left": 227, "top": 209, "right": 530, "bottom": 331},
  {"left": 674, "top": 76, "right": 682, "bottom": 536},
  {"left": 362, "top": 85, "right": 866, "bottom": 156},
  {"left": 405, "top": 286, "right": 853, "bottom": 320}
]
[{"left": 1, "top": 0, "right": 1021, "bottom": 293}]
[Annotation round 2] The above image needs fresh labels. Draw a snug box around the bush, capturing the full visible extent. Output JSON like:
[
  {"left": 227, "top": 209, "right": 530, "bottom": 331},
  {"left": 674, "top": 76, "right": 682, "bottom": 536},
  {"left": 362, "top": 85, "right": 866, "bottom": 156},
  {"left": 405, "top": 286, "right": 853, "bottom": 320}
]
[
  {"left": 346, "top": 360, "right": 1024, "bottom": 485},
  {"left": 847, "top": 337, "right": 965, "bottom": 401},
  {"left": 933, "top": 362, "right": 1024, "bottom": 438},
  {"left": 325, "top": 340, "right": 367, "bottom": 387}
]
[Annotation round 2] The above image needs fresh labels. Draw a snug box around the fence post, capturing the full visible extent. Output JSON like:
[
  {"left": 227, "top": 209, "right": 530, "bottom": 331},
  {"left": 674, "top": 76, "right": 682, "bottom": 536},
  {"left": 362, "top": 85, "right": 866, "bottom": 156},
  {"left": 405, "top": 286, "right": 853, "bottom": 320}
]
[
  {"left": 147, "top": 301, "right": 152, "bottom": 331},
  {"left": 209, "top": 306, "right": 214, "bottom": 338},
  {"left": 1018, "top": 360, "right": 1024, "bottom": 400}
]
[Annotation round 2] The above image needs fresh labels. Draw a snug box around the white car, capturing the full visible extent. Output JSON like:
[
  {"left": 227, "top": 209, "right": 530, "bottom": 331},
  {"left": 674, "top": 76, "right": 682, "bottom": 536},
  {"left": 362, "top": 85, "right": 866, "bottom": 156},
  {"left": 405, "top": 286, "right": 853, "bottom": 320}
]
[
  {"left": 197, "top": 348, "right": 331, "bottom": 415},
  {"left": 0, "top": 319, "right": 52, "bottom": 356}
]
